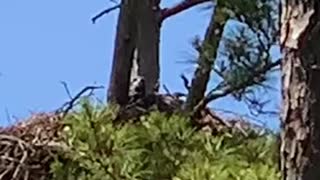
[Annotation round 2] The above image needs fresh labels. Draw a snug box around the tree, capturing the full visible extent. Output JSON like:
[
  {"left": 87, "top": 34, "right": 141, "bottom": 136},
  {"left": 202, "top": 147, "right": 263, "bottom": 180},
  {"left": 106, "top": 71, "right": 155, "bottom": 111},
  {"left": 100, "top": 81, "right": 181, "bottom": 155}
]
[
  {"left": 104, "top": 0, "right": 211, "bottom": 106},
  {"left": 280, "top": 1, "right": 320, "bottom": 179},
  {"left": 100, "top": 0, "right": 280, "bottom": 123},
  {"left": 106, "top": 0, "right": 161, "bottom": 106},
  {"left": 184, "top": 0, "right": 280, "bottom": 119},
  {"left": 106, "top": 1, "right": 137, "bottom": 106}
]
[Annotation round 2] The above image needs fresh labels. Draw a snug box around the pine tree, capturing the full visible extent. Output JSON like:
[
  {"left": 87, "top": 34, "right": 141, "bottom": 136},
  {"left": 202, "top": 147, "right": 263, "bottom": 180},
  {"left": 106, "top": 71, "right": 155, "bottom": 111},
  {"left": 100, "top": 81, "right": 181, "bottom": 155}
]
[{"left": 280, "top": 1, "right": 320, "bottom": 179}]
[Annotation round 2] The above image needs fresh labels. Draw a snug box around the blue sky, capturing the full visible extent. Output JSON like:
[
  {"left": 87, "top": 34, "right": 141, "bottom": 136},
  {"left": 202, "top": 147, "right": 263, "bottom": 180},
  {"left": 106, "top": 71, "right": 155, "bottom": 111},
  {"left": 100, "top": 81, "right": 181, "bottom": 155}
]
[{"left": 0, "top": 0, "right": 281, "bottom": 130}]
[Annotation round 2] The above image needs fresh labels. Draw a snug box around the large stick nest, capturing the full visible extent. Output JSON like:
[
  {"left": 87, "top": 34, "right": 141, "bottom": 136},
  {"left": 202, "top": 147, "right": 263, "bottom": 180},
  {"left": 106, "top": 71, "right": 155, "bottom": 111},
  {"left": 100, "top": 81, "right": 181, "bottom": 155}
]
[
  {"left": 0, "top": 113, "right": 67, "bottom": 180},
  {"left": 0, "top": 93, "right": 266, "bottom": 180}
]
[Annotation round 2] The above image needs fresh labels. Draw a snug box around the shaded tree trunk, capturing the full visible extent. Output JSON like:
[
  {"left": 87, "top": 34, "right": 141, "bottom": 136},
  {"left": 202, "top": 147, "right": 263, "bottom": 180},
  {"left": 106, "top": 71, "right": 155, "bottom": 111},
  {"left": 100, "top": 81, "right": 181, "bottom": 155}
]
[
  {"left": 280, "top": 1, "right": 320, "bottom": 179},
  {"left": 107, "top": 0, "right": 138, "bottom": 105},
  {"left": 108, "top": 0, "right": 161, "bottom": 105},
  {"left": 135, "top": 0, "right": 161, "bottom": 95}
]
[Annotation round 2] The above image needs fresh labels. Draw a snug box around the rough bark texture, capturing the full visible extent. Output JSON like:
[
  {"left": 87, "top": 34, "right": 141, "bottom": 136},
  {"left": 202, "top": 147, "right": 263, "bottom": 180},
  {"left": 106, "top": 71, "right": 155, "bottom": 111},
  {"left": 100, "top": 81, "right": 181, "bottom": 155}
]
[
  {"left": 135, "top": 0, "right": 161, "bottom": 95},
  {"left": 184, "top": 8, "right": 226, "bottom": 114},
  {"left": 108, "top": 0, "right": 214, "bottom": 106},
  {"left": 107, "top": 0, "right": 137, "bottom": 105},
  {"left": 280, "top": 1, "right": 320, "bottom": 179},
  {"left": 108, "top": 0, "right": 161, "bottom": 105}
]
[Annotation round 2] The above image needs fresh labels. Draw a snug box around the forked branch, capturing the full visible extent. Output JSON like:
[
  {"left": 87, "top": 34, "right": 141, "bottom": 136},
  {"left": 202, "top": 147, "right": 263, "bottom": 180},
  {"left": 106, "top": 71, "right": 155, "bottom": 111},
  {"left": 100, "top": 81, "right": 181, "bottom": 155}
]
[{"left": 193, "top": 59, "right": 281, "bottom": 114}]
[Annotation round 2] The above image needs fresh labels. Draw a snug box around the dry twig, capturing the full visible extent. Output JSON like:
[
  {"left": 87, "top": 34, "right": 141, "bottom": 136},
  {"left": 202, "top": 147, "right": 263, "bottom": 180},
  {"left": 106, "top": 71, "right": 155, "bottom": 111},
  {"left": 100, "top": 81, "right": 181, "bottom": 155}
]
[
  {"left": 160, "top": 0, "right": 211, "bottom": 22},
  {"left": 58, "top": 85, "right": 104, "bottom": 118},
  {"left": 92, "top": 4, "right": 121, "bottom": 24}
]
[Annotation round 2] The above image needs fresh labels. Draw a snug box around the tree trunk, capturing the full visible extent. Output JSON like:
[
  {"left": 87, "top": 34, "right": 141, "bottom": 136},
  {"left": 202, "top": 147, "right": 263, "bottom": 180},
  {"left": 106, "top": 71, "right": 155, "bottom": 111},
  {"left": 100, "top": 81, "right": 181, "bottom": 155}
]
[
  {"left": 184, "top": 7, "right": 226, "bottom": 114},
  {"left": 108, "top": 0, "right": 161, "bottom": 105},
  {"left": 135, "top": 0, "right": 161, "bottom": 95},
  {"left": 107, "top": 0, "right": 138, "bottom": 105},
  {"left": 280, "top": 1, "right": 320, "bottom": 179}
]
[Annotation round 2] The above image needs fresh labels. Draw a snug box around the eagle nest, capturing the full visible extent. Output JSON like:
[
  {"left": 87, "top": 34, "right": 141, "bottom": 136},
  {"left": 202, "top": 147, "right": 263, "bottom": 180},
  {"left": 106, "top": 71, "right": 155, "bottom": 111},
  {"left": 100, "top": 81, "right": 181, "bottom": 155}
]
[
  {"left": 0, "top": 94, "right": 266, "bottom": 180},
  {"left": 0, "top": 112, "right": 67, "bottom": 180}
]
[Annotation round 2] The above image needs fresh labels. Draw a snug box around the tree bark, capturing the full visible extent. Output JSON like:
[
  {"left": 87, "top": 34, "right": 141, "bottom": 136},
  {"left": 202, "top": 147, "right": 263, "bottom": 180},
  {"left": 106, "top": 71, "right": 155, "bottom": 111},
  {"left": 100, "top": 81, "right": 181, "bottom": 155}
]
[
  {"left": 108, "top": 0, "right": 214, "bottom": 105},
  {"left": 134, "top": 0, "right": 161, "bottom": 95},
  {"left": 280, "top": 1, "right": 320, "bottom": 179},
  {"left": 107, "top": 0, "right": 137, "bottom": 105},
  {"left": 108, "top": 0, "right": 161, "bottom": 105}
]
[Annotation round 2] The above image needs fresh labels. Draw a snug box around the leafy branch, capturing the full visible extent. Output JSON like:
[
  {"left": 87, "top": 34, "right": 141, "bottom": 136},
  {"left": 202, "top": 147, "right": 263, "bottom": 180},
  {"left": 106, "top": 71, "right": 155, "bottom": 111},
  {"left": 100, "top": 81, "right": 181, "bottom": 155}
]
[{"left": 183, "top": 0, "right": 280, "bottom": 118}]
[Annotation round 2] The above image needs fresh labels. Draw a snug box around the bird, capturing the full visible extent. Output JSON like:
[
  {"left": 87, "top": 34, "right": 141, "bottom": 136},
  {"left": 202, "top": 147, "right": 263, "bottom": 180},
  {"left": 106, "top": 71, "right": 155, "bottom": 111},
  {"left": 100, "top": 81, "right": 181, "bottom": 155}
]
[{"left": 128, "top": 76, "right": 146, "bottom": 104}]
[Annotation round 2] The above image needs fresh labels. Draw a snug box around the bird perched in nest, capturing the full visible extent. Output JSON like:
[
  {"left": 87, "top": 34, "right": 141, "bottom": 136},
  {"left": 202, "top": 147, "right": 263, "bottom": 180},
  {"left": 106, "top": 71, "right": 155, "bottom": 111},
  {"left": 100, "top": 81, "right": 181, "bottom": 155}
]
[{"left": 128, "top": 76, "right": 146, "bottom": 104}]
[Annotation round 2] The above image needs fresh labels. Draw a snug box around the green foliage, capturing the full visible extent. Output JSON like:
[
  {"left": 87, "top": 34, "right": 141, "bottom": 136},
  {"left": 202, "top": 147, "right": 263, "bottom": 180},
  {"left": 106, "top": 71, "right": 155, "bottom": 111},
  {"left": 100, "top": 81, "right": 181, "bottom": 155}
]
[
  {"left": 50, "top": 101, "right": 280, "bottom": 180},
  {"left": 189, "top": 0, "right": 280, "bottom": 114}
]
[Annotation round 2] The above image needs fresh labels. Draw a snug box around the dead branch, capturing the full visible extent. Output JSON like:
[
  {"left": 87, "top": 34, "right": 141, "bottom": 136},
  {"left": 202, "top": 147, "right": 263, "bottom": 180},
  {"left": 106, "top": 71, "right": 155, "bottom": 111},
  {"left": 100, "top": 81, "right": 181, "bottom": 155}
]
[
  {"left": 180, "top": 74, "right": 190, "bottom": 90},
  {"left": 4, "top": 108, "right": 12, "bottom": 125},
  {"left": 57, "top": 85, "right": 104, "bottom": 117},
  {"left": 60, "top": 81, "right": 72, "bottom": 99},
  {"left": 160, "top": 0, "right": 211, "bottom": 22},
  {"left": 162, "top": 84, "right": 171, "bottom": 94},
  {"left": 92, "top": 4, "right": 121, "bottom": 24}
]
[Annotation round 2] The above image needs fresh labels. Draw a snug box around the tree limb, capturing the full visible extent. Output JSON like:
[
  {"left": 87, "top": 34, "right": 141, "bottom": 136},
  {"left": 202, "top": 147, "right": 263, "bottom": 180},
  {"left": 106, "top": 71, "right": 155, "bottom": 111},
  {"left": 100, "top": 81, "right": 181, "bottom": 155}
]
[
  {"left": 57, "top": 85, "right": 104, "bottom": 117},
  {"left": 184, "top": 6, "right": 225, "bottom": 114},
  {"left": 193, "top": 59, "right": 281, "bottom": 113},
  {"left": 92, "top": 4, "right": 121, "bottom": 24},
  {"left": 160, "top": 0, "right": 211, "bottom": 22}
]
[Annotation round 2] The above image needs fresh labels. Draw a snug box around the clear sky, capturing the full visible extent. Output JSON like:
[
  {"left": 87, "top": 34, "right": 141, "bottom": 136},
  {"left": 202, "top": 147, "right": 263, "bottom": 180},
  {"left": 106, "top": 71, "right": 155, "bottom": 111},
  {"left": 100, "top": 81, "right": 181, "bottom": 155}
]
[{"left": 0, "top": 0, "right": 281, "bottom": 130}]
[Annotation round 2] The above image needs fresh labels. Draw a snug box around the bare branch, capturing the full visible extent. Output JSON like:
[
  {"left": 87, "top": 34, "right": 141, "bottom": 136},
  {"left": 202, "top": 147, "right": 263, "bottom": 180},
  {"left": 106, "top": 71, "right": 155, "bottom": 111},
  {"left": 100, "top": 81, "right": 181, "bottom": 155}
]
[
  {"left": 5, "top": 108, "right": 12, "bottom": 125},
  {"left": 160, "top": 0, "right": 211, "bottom": 22},
  {"left": 109, "top": 0, "right": 119, "bottom": 4},
  {"left": 92, "top": 4, "right": 120, "bottom": 24},
  {"left": 60, "top": 81, "right": 72, "bottom": 99},
  {"left": 180, "top": 74, "right": 190, "bottom": 90},
  {"left": 162, "top": 84, "right": 171, "bottom": 94},
  {"left": 57, "top": 85, "right": 104, "bottom": 117}
]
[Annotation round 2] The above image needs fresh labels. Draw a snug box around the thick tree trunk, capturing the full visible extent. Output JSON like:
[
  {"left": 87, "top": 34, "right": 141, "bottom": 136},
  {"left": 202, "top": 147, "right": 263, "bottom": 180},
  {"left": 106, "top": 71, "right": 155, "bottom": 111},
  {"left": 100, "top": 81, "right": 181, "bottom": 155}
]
[
  {"left": 280, "top": 1, "right": 320, "bottom": 179},
  {"left": 135, "top": 0, "right": 161, "bottom": 95},
  {"left": 107, "top": 0, "right": 138, "bottom": 105},
  {"left": 108, "top": 0, "right": 161, "bottom": 105}
]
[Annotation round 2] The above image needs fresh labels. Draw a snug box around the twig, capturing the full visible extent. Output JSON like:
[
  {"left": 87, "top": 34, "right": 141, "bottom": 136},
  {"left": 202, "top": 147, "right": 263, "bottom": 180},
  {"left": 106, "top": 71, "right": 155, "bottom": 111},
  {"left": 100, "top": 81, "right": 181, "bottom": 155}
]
[
  {"left": 12, "top": 145, "right": 27, "bottom": 179},
  {"left": 160, "top": 0, "right": 211, "bottom": 22},
  {"left": 109, "top": 0, "right": 118, "bottom": 4},
  {"left": 5, "top": 108, "right": 12, "bottom": 125},
  {"left": 163, "top": 85, "right": 186, "bottom": 99},
  {"left": 60, "top": 81, "right": 72, "bottom": 99},
  {"left": 92, "top": 4, "right": 121, "bottom": 24},
  {"left": 0, "top": 168, "right": 11, "bottom": 179},
  {"left": 162, "top": 84, "right": 171, "bottom": 94},
  {"left": 57, "top": 85, "right": 104, "bottom": 117},
  {"left": 180, "top": 74, "right": 190, "bottom": 90}
]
